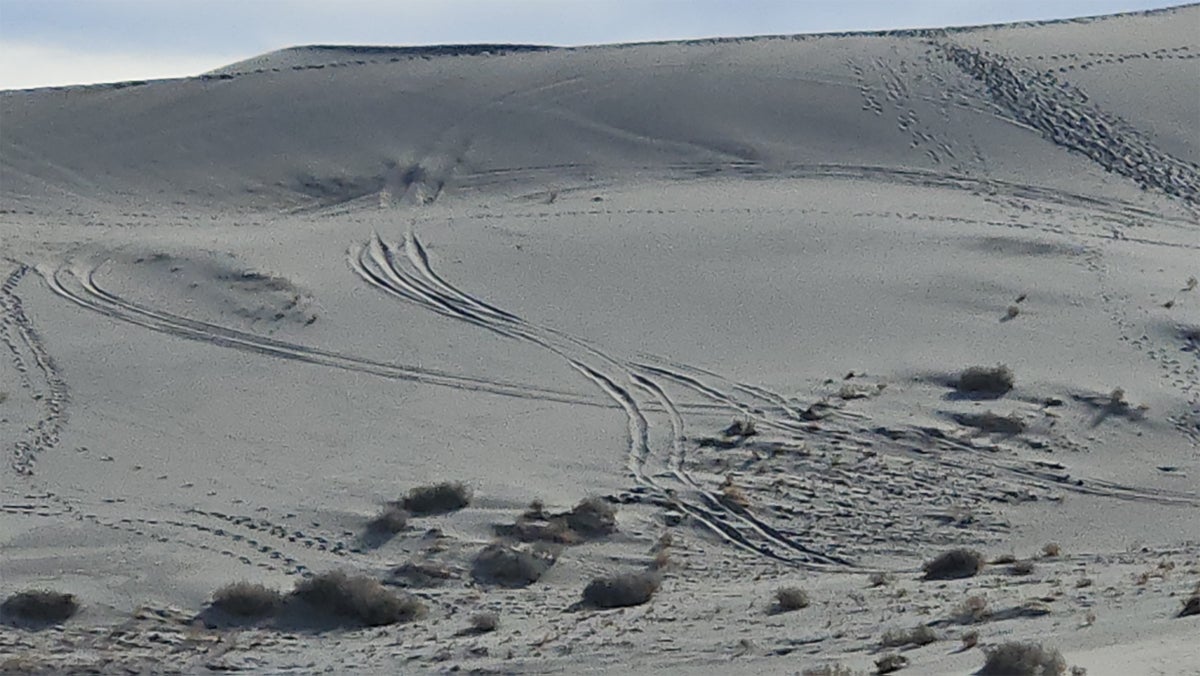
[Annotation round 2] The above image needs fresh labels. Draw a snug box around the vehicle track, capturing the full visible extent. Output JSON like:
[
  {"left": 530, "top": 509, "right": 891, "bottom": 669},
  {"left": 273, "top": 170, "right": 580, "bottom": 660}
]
[
  {"left": 353, "top": 234, "right": 856, "bottom": 568},
  {"left": 41, "top": 261, "right": 606, "bottom": 409},
  {"left": 356, "top": 232, "right": 1200, "bottom": 565}
]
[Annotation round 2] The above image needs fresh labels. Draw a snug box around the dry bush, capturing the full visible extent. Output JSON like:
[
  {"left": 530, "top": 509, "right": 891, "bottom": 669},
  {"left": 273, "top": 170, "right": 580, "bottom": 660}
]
[
  {"left": 469, "top": 611, "right": 499, "bottom": 633},
  {"left": 880, "top": 624, "right": 937, "bottom": 648},
  {"left": 210, "top": 582, "right": 283, "bottom": 618},
  {"left": 1, "top": 589, "right": 79, "bottom": 623},
  {"left": 956, "top": 365, "right": 1015, "bottom": 396},
  {"left": 955, "top": 411, "right": 1025, "bottom": 435},
  {"left": 582, "top": 570, "right": 661, "bottom": 609},
  {"left": 720, "top": 476, "right": 752, "bottom": 510},
  {"left": 649, "top": 550, "right": 673, "bottom": 572},
  {"left": 1180, "top": 591, "right": 1200, "bottom": 617},
  {"left": 802, "top": 665, "right": 855, "bottom": 676},
  {"left": 1010, "top": 560, "right": 1036, "bottom": 576},
  {"left": 366, "top": 504, "right": 409, "bottom": 536},
  {"left": 923, "top": 548, "right": 985, "bottom": 580},
  {"left": 402, "top": 481, "right": 472, "bottom": 516},
  {"left": 498, "top": 497, "right": 618, "bottom": 544},
  {"left": 954, "top": 595, "right": 990, "bottom": 624},
  {"left": 723, "top": 418, "right": 757, "bottom": 437},
  {"left": 1042, "top": 543, "right": 1061, "bottom": 558},
  {"left": 471, "top": 543, "right": 555, "bottom": 588},
  {"left": 562, "top": 497, "right": 617, "bottom": 538},
  {"left": 390, "top": 560, "right": 458, "bottom": 588},
  {"left": 289, "top": 571, "right": 424, "bottom": 626},
  {"left": 876, "top": 653, "right": 909, "bottom": 674},
  {"left": 868, "top": 571, "right": 895, "bottom": 587},
  {"left": 774, "top": 586, "right": 810, "bottom": 612},
  {"left": 980, "top": 641, "right": 1066, "bottom": 675}
]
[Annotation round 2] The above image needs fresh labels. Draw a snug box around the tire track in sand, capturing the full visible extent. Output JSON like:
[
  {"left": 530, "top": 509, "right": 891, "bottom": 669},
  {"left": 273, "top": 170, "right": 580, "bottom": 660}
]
[{"left": 353, "top": 234, "right": 855, "bottom": 568}]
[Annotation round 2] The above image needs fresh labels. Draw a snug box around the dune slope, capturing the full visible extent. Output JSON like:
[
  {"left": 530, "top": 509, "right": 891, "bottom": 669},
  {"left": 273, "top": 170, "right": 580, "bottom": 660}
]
[{"left": 2, "top": 5, "right": 1198, "bottom": 674}]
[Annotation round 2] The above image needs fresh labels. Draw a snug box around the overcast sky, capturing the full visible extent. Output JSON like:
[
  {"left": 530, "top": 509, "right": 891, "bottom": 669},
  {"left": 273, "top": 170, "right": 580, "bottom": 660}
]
[{"left": 0, "top": 0, "right": 1188, "bottom": 89}]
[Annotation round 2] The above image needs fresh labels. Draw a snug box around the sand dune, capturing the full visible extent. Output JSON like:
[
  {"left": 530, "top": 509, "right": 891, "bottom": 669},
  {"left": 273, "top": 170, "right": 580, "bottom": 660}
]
[{"left": 2, "top": 5, "right": 1199, "bottom": 674}]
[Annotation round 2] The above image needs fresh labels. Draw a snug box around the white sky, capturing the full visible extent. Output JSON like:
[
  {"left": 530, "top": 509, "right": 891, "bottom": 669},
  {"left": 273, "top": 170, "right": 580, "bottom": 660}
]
[{"left": 0, "top": 0, "right": 1188, "bottom": 89}]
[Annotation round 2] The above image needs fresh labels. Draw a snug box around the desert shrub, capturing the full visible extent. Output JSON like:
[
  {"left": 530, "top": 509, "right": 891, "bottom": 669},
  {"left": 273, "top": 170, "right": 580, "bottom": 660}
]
[
  {"left": 953, "top": 595, "right": 990, "bottom": 624},
  {"left": 471, "top": 543, "right": 555, "bottom": 588},
  {"left": 723, "top": 418, "right": 757, "bottom": 437},
  {"left": 876, "top": 653, "right": 909, "bottom": 674},
  {"left": 956, "top": 365, "right": 1014, "bottom": 396},
  {"left": 402, "top": 481, "right": 472, "bottom": 516},
  {"left": 391, "top": 560, "right": 457, "bottom": 588},
  {"left": 366, "top": 504, "right": 409, "bottom": 535},
  {"left": 880, "top": 624, "right": 937, "bottom": 648},
  {"left": 868, "top": 571, "right": 895, "bottom": 587},
  {"left": 582, "top": 570, "right": 661, "bottom": 608},
  {"left": 1180, "top": 592, "right": 1200, "bottom": 617},
  {"left": 1009, "top": 560, "right": 1036, "bottom": 576},
  {"left": 980, "top": 641, "right": 1066, "bottom": 675},
  {"left": 923, "top": 548, "right": 985, "bottom": 580},
  {"left": 954, "top": 411, "right": 1025, "bottom": 435},
  {"left": 497, "top": 496, "right": 618, "bottom": 544},
  {"left": 210, "top": 582, "right": 283, "bottom": 618},
  {"left": 1, "top": 589, "right": 79, "bottom": 623},
  {"left": 470, "top": 611, "right": 499, "bottom": 633},
  {"left": 775, "top": 586, "right": 810, "bottom": 612},
  {"left": 289, "top": 571, "right": 424, "bottom": 626},
  {"left": 1042, "top": 543, "right": 1061, "bottom": 558},
  {"left": 563, "top": 497, "right": 617, "bottom": 538}
]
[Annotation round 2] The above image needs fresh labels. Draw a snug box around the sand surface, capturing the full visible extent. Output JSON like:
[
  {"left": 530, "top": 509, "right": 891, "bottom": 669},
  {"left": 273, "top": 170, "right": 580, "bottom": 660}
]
[{"left": 2, "top": 6, "right": 1199, "bottom": 674}]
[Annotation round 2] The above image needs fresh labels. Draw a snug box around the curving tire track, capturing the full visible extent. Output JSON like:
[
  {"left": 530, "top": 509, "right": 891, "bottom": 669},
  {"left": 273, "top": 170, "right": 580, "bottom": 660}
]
[
  {"left": 353, "top": 234, "right": 856, "bottom": 568},
  {"left": 41, "top": 261, "right": 605, "bottom": 409}
]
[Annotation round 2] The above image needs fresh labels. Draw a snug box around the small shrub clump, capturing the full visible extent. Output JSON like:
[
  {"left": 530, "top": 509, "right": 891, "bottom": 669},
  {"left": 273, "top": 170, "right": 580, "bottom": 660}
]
[
  {"left": 876, "top": 653, "right": 909, "bottom": 674},
  {"left": 210, "top": 582, "right": 284, "bottom": 618},
  {"left": 1, "top": 590, "right": 79, "bottom": 623},
  {"left": 774, "top": 586, "right": 810, "bottom": 612},
  {"left": 471, "top": 543, "right": 556, "bottom": 588},
  {"left": 1009, "top": 560, "right": 1036, "bottom": 576},
  {"left": 880, "top": 624, "right": 938, "bottom": 648},
  {"left": 980, "top": 641, "right": 1066, "bottom": 676},
  {"left": 367, "top": 504, "right": 409, "bottom": 535},
  {"left": 1180, "top": 591, "right": 1200, "bottom": 618},
  {"left": 498, "top": 496, "right": 619, "bottom": 544},
  {"left": 290, "top": 571, "right": 425, "bottom": 626},
  {"left": 582, "top": 570, "right": 661, "bottom": 608},
  {"left": 563, "top": 497, "right": 618, "bottom": 538},
  {"left": 469, "top": 611, "right": 499, "bottom": 633},
  {"left": 403, "top": 481, "right": 472, "bottom": 516},
  {"left": 923, "top": 548, "right": 985, "bottom": 580},
  {"left": 956, "top": 365, "right": 1015, "bottom": 396},
  {"left": 953, "top": 595, "right": 990, "bottom": 624}
]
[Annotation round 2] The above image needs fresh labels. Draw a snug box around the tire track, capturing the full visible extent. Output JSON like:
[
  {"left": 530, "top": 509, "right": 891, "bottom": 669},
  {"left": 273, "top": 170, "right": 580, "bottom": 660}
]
[
  {"left": 354, "top": 234, "right": 856, "bottom": 568},
  {"left": 41, "top": 261, "right": 605, "bottom": 409}
]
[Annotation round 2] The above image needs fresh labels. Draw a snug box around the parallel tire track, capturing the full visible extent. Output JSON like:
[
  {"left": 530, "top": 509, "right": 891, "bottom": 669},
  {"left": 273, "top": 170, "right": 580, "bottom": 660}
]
[{"left": 353, "top": 234, "right": 856, "bottom": 568}]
